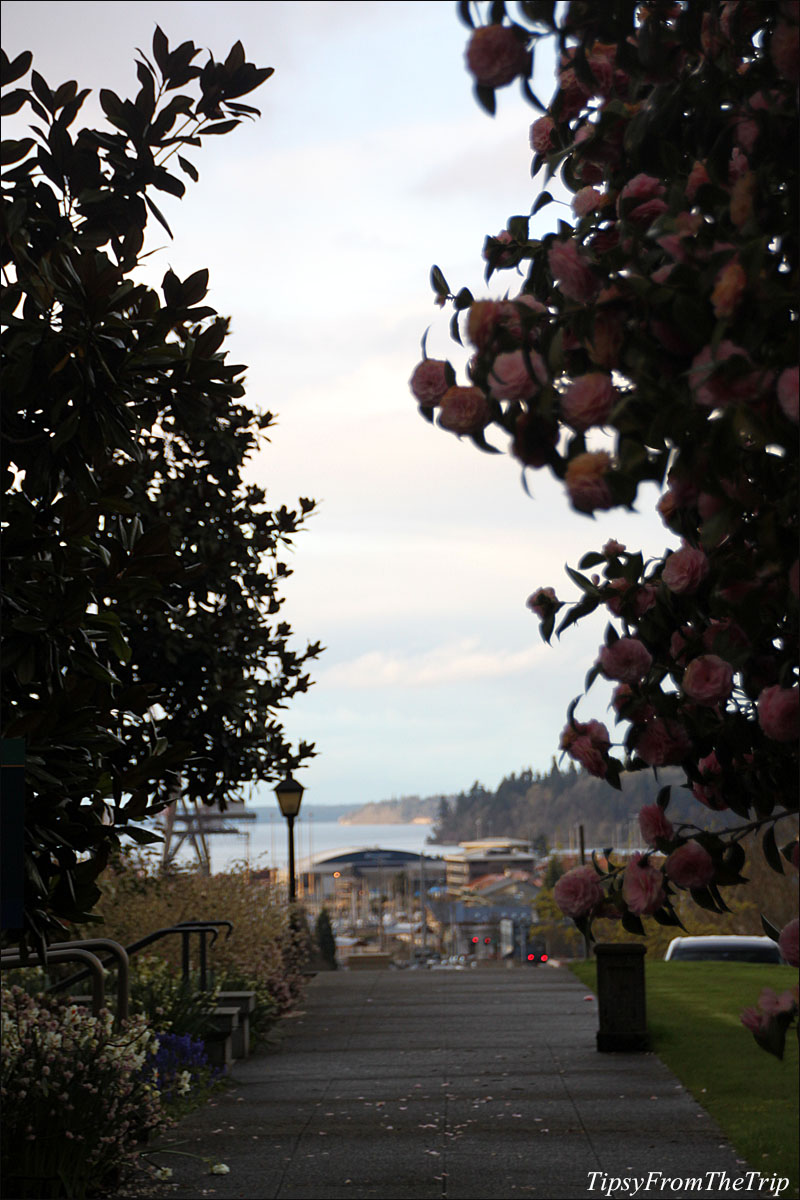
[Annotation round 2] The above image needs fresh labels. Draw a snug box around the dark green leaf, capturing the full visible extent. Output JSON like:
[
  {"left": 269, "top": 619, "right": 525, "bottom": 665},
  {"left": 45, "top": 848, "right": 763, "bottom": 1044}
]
[
  {"left": 474, "top": 83, "right": 496, "bottom": 116},
  {"left": 430, "top": 264, "right": 449, "bottom": 296},
  {"left": 621, "top": 911, "right": 645, "bottom": 935},
  {"left": 177, "top": 154, "right": 199, "bottom": 181},
  {"left": 2, "top": 49, "right": 32, "bottom": 86},
  {"left": 1, "top": 138, "right": 35, "bottom": 165},
  {"left": 144, "top": 193, "right": 173, "bottom": 238},
  {"left": 762, "top": 824, "right": 784, "bottom": 874}
]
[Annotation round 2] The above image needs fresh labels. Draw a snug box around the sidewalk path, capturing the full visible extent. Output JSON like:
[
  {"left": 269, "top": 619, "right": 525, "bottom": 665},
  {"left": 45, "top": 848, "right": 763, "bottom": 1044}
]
[{"left": 156, "top": 967, "right": 752, "bottom": 1199}]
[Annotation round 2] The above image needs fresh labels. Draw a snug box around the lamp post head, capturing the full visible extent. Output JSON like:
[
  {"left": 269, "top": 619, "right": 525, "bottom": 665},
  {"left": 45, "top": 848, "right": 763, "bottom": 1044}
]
[{"left": 274, "top": 775, "right": 304, "bottom": 818}]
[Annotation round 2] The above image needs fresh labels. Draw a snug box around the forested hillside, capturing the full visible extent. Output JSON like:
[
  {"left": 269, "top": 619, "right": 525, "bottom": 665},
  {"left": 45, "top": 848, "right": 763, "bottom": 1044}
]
[{"left": 426, "top": 763, "right": 735, "bottom": 850}]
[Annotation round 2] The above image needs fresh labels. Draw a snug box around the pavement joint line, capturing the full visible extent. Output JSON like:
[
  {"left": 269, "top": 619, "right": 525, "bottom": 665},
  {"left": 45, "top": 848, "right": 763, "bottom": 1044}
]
[{"left": 546, "top": 1037, "right": 603, "bottom": 1172}]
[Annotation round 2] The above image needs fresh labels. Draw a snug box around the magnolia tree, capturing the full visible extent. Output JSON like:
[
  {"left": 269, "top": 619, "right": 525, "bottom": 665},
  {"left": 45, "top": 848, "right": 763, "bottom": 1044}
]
[
  {"left": 410, "top": 1, "right": 798, "bottom": 1055},
  {"left": 1, "top": 32, "right": 319, "bottom": 949}
]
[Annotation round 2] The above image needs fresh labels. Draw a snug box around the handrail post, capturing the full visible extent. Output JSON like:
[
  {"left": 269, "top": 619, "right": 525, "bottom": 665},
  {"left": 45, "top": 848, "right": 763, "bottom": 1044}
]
[
  {"left": 199, "top": 929, "right": 208, "bottom": 992},
  {"left": 181, "top": 928, "right": 191, "bottom": 983},
  {"left": 49, "top": 939, "right": 129, "bottom": 1027}
]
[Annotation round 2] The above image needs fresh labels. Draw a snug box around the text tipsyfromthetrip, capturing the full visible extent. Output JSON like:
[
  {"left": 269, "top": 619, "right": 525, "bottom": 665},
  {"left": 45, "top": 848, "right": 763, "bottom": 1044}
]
[{"left": 586, "top": 1171, "right": 790, "bottom": 1198}]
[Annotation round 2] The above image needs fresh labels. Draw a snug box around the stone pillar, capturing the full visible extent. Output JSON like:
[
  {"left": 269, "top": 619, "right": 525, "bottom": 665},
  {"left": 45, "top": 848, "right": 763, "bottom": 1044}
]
[{"left": 594, "top": 942, "right": 648, "bottom": 1052}]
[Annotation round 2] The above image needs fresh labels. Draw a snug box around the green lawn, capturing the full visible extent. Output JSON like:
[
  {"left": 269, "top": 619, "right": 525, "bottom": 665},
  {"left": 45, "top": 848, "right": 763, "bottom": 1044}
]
[{"left": 570, "top": 961, "right": 799, "bottom": 1194}]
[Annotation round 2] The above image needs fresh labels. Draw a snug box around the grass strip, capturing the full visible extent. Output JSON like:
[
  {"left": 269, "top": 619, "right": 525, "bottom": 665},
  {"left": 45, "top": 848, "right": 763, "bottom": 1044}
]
[{"left": 570, "top": 960, "right": 799, "bottom": 1194}]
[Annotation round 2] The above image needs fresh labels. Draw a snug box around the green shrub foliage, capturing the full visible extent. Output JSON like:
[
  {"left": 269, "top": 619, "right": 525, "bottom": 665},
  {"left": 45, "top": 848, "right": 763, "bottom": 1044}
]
[{"left": 1, "top": 31, "right": 321, "bottom": 949}]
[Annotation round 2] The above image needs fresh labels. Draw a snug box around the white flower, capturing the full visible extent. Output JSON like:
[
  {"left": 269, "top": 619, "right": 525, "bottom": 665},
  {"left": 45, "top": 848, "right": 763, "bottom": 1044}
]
[
  {"left": 155, "top": 1167, "right": 174, "bottom": 1181},
  {"left": 177, "top": 1070, "right": 192, "bottom": 1097},
  {"left": 210, "top": 1163, "right": 231, "bottom": 1175}
]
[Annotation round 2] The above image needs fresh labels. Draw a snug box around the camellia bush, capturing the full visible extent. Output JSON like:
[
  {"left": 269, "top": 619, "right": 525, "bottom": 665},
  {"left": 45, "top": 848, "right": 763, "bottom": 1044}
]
[{"left": 410, "top": 1, "right": 798, "bottom": 1053}]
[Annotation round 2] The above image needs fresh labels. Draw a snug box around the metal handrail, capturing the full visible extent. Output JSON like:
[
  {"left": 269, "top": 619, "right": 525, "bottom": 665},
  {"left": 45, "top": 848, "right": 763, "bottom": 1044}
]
[
  {"left": 1, "top": 947, "right": 106, "bottom": 1015},
  {"left": 49, "top": 938, "right": 130, "bottom": 1024},
  {"left": 172, "top": 921, "right": 233, "bottom": 991},
  {"left": 47, "top": 921, "right": 230, "bottom": 997}
]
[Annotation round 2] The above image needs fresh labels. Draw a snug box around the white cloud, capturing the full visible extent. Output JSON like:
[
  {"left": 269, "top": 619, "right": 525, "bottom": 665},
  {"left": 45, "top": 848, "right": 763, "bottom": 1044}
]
[{"left": 317, "top": 638, "right": 547, "bottom": 689}]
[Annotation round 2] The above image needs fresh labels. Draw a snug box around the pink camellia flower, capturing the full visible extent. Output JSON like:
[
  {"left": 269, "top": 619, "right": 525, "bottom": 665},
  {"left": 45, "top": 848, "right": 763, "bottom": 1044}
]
[
  {"left": 409, "top": 359, "right": 451, "bottom": 406},
  {"left": 560, "top": 373, "right": 616, "bottom": 431},
  {"left": 634, "top": 718, "right": 691, "bottom": 767},
  {"left": 692, "top": 750, "right": 728, "bottom": 811},
  {"left": 622, "top": 853, "right": 665, "bottom": 915},
  {"left": 597, "top": 637, "right": 653, "bottom": 684},
  {"left": 682, "top": 654, "right": 734, "bottom": 706},
  {"left": 689, "top": 340, "right": 770, "bottom": 408},
  {"left": 526, "top": 586, "right": 559, "bottom": 618},
  {"left": 554, "top": 865, "right": 604, "bottom": 919},
  {"left": 572, "top": 187, "right": 604, "bottom": 218},
  {"left": 757, "top": 684, "right": 800, "bottom": 742},
  {"left": 665, "top": 840, "right": 715, "bottom": 889},
  {"left": 564, "top": 451, "right": 614, "bottom": 513},
  {"left": 639, "top": 804, "right": 674, "bottom": 846},
  {"left": 530, "top": 115, "right": 555, "bottom": 153},
  {"left": 489, "top": 349, "right": 547, "bottom": 401},
  {"left": 465, "top": 24, "right": 530, "bottom": 89},
  {"left": 729, "top": 170, "right": 755, "bottom": 228},
  {"left": 740, "top": 1006, "right": 767, "bottom": 1035},
  {"left": 778, "top": 919, "right": 799, "bottom": 967},
  {"left": 777, "top": 366, "right": 799, "bottom": 423},
  {"left": 603, "top": 539, "right": 626, "bottom": 556},
  {"left": 438, "top": 386, "right": 492, "bottom": 435},
  {"left": 662, "top": 543, "right": 710, "bottom": 595},
  {"left": 758, "top": 985, "right": 798, "bottom": 1016},
  {"left": 711, "top": 258, "right": 746, "bottom": 319},
  {"left": 548, "top": 239, "right": 599, "bottom": 304},
  {"left": 617, "top": 173, "right": 666, "bottom": 223},
  {"left": 467, "top": 300, "right": 501, "bottom": 350},
  {"left": 484, "top": 229, "right": 518, "bottom": 269},
  {"left": 685, "top": 159, "right": 711, "bottom": 201},
  {"left": 572, "top": 720, "right": 611, "bottom": 778},
  {"left": 557, "top": 64, "right": 594, "bottom": 121},
  {"left": 569, "top": 735, "right": 608, "bottom": 778}
]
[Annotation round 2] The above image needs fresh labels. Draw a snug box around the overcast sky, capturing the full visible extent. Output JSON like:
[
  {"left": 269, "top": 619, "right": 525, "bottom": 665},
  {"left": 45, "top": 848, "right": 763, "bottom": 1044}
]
[{"left": 4, "top": 1, "right": 676, "bottom": 809}]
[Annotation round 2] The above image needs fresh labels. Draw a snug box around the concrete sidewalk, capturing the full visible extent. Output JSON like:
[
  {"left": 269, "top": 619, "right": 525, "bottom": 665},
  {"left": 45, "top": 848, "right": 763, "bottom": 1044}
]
[{"left": 151, "top": 967, "right": 754, "bottom": 1199}]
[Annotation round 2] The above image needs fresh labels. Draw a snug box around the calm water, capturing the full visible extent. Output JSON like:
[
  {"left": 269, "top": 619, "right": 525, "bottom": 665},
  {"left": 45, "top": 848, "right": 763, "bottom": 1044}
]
[{"left": 172, "top": 813, "right": 460, "bottom": 874}]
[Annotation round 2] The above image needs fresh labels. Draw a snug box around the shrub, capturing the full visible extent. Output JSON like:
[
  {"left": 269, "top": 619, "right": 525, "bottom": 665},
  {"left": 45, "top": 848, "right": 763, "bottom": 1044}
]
[
  {"left": 315, "top": 908, "right": 338, "bottom": 969},
  {"left": 128, "top": 955, "right": 219, "bottom": 1039},
  {"left": 78, "top": 852, "right": 309, "bottom": 1044},
  {"left": 0, "top": 987, "right": 163, "bottom": 1199}
]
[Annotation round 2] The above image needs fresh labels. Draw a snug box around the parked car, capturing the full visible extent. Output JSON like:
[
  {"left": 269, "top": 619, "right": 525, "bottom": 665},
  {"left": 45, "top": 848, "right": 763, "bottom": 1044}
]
[{"left": 664, "top": 935, "right": 782, "bottom": 963}]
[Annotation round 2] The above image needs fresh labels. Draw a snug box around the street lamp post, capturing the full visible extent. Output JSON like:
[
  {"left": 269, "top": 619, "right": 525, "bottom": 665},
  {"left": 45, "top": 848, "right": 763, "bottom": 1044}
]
[{"left": 274, "top": 775, "right": 304, "bottom": 904}]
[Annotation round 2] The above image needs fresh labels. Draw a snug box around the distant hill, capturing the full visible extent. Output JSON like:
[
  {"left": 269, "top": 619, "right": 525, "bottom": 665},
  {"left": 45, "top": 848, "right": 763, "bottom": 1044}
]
[
  {"left": 424, "top": 763, "right": 737, "bottom": 849},
  {"left": 339, "top": 795, "right": 450, "bottom": 825}
]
